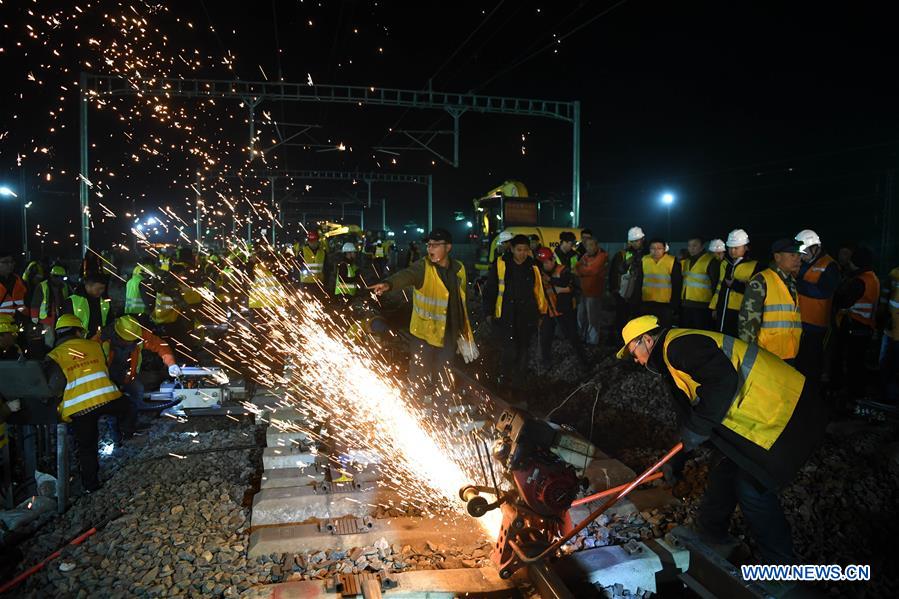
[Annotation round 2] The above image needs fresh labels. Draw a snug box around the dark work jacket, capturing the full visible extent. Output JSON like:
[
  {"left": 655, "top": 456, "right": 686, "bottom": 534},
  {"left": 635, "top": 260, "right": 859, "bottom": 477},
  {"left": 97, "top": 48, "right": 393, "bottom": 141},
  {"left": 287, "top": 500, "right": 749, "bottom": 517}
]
[
  {"left": 483, "top": 255, "right": 540, "bottom": 324},
  {"left": 649, "top": 329, "right": 826, "bottom": 490}
]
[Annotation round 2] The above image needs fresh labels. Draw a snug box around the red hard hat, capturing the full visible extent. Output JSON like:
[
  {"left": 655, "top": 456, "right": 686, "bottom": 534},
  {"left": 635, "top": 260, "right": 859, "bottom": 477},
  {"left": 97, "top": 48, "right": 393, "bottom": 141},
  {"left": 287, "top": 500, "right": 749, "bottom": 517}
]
[
  {"left": 536, "top": 247, "right": 554, "bottom": 262},
  {"left": 307, "top": 231, "right": 319, "bottom": 242}
]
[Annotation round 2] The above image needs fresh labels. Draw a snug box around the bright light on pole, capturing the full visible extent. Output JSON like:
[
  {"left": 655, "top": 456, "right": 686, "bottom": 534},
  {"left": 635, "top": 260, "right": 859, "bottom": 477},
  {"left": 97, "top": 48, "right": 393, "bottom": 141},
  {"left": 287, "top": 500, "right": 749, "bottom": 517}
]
[{"left": 660, "top": 192, "right": 675, "bottom": 239}]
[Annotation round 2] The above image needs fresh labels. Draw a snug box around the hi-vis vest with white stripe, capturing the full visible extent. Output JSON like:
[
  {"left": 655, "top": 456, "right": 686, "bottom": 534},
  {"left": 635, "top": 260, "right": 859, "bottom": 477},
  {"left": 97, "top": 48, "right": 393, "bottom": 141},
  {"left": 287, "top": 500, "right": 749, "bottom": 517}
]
[
  {"left": 662, "top": 329, "right": 804, "bottom": 450},
  {"left": 410, "top": 260, "right": 474, "bottom": 348},
  {"left": 494, "top": 258, "right": 548, "bottom": 319},
  {"left": 681, "top": 253, "right": 714, "bottom": 303},
  {"left": 848, "top": 270, "right": 880, "bottom": 329},
  {"left": 642, "top": 254, "right": 675, "bottom": 303},
  {"left": 48, "top": 338, "right": 121, "bottom": 422},
  {"left": 70, "top": 294, "right": 110, "bottom": 332},
  {"left": 248, "top": 264, "right": 285, "bottom": 308},
  {"left": 301, "top": 245, "right": 326, "bottom": 284},
  {"left": 125, "top": 271, "right": 147, "bottom": 314},
  {"left": 757, "top": 269, "right": 802, "bottom": 360},
  {"left": 152, "top": 292, "right": 178, "bottom": 324},
  {"left": 335, "top": 264, "right": 358, "bottom": 296}
]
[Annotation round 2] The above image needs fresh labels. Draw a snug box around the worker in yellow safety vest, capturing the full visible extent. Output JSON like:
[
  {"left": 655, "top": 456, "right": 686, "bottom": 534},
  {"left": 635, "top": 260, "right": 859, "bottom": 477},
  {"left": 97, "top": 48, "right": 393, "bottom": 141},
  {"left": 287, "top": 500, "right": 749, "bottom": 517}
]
[
  {"left": 125, "top": 259, "right": 157, "bottom": 322},
  {"left": 248, "top": 257, "right": 286, "bottom": 309},
  {"left": 369, "top": 228, "right": 477, "bottom": 386},
  {"left": 640, "top": 238, "right": 682, "bottom": 329},
  {"left": 31, "top": 265, "right": 71, "bottom": 350},
  {"left": 300, "top": 230, "right": 326, "bottom": 286},
  {"left": 335, "top": 243, "right": 360, "bottom": 298},
  {"left": 65, "top": 272, "right": 111, "bottom": 338},
  {"left": 709, "top": 229, "right": 763, "bottom": 337},
  {"left": 738, "top": 239, "right": 804, "bottom": 362},
  {"left": 44, "top": 314, "right": 129, "bottom": 492},
  {"left": 680, "top": 236, "right": 718, "bottom": 330},
  {"left": 617, "top": 315, "right": 825, "bottom": 567}
]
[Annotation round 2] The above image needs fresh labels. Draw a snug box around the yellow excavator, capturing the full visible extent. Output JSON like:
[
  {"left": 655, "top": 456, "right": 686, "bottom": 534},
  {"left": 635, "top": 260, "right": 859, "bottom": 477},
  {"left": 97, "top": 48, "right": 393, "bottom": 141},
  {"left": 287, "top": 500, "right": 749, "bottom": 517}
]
[{"left": 473, "top": 180, "right": 582, "bottom": 273}]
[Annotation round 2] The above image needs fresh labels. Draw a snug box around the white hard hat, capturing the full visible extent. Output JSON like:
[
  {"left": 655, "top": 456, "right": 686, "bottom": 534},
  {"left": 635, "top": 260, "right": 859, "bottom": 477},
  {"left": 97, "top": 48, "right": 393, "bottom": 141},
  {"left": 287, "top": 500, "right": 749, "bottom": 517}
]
[
  {"left": 627, "top": 226, "right": 645, "bottom": 242},
  {"left": 726, "top": 229, "right": 750, "bottom": 248},
  {"left": 341, "top": 242, "right": 357, "bottom": 253},
  {"left": 709, "top": 238, "right": 726, "bottom": 253},
  {"left": 497, "top": 231, "right": 514, "bottom": 243},
  {"left": 795, "top": 229, "right": 821, "bottom": 252}
]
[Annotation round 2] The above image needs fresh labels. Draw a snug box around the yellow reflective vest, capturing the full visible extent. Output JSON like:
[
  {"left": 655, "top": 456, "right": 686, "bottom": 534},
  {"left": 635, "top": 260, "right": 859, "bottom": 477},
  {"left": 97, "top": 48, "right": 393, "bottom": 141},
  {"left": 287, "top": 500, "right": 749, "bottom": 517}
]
[
  {"left": 152, "top": 292, "right": 178, "bottom": 324},
  {"left": 662, "top": 328, "right": 804, "bottom": 450},
  {"left": 756, "top": 269, "right": 802, "bottom": 360},
  {"left": 681, "top": 253, "right": 714, "bottom": 303},
  {"left": 710, "top": 259, "right": 758, "bottom": 311},
  {"left": 47, "top": 338, "right": 122, "bottom": 422},
  {"left": 69, "top": 294, "right": 110, "bottom": 332},
  {"left": 125, "top": 267, "right": 150, "bottom": 315},
  {"left": 248, "top": 264, "right": 285, "bottom": 308},
  {"left": 494, "top": 258, "right": 548, "bottom": 319},
  {"left": 642, "top": 254, "right": 675, "bottom": 303},
  {"left": 301, "top": 245, "right": 326, "bottom": 284},
  {"left": 410, "top": 260, "right": 475, "bottom": 348}
]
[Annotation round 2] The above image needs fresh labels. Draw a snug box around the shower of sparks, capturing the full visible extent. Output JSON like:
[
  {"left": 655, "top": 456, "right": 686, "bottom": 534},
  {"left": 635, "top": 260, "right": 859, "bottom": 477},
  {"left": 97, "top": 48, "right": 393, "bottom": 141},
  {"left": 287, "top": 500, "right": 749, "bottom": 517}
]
[{"left": 4, "top": 0, "right": 503, "bottom": 536}]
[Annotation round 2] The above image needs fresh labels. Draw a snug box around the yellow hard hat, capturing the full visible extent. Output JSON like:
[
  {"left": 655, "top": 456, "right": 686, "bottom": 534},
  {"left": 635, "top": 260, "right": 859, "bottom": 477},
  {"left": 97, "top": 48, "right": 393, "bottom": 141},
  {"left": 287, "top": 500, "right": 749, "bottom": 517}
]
[
  {"left": 55, "top": 313, "right": 85, "bottom": 331},
  {"left": 616, "top": 315, "right": 660, "bottom": 359},
  {"left": 0, "top": 314, "right": 18, "bottom": 334},
  {"left": 114, "top": 315, "right": 143, "bottom": 341}
]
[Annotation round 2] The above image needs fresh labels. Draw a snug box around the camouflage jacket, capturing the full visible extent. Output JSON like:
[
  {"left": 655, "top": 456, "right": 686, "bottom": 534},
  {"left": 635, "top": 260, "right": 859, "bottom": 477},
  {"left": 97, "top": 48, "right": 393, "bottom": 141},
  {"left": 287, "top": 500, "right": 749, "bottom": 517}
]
[{"left": 738, "top": 266, "right": 798, "bottom": 345}]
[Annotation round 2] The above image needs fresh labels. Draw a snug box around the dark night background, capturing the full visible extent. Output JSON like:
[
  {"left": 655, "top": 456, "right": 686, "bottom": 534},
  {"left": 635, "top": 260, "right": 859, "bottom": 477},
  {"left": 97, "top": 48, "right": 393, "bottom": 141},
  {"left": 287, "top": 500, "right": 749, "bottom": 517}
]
[{"left": 1, "top": 1, "right": 897, "bottom": 268}]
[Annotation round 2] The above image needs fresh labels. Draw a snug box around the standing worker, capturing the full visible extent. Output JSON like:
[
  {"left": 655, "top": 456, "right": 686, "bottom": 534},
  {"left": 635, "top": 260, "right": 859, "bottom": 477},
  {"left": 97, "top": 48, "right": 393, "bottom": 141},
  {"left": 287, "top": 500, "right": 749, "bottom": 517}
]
[
  {"left": 709, "top": 229, "right": 762, "bottom": 337},
  {"left": 494, "top": 231, "right": 514, "bottom": 263},
  {"left": 124, "top": 258, "right": 157, "bottom": 324},
  {"left": 0, "top": 250, "right": 27, "bottom": 324},
  {"left": 680, "top": 236, "right": 718, "bottom": 330},
  {"left": 555, "top": 231, "right": 580, "bottom": 271},
  {"left": 831, "top": 246, "right": 880, "bottom": 411},
  {"left": 44, "top": 314, "right": 130, "bottom": 492},
  {"left": 368, "top": 228, "right": 476, "bottom": 387},
  {"left": 609, "top": 227, "right": 647, "bottom": 337},
  {"left": 335, "top": 243, "right": 360, "bottom": 299},
  {"left": 65, "top": 272, "right": 111, "bottom": 339},
  {"left": 738, "top": 239, "right": 804, "bottom": 363},
  {"left": 640, "top": 238, "right": 682, "bottom": 330},
  {"left": 617, "top": 315, "right": 825, "bottom": 568},
  {"left": 793, "top": 230, "right": 840, "bottom": 381},
  {"left": 576, "top": 238, "right": 608, "bottom": 345},
  {"left": 300, "top": 231, "right": 327, "bottom": 290},
  {"left": 709, "top": 238, "right": 726, "bottom": 262},
  {"left": 30, "top": 265, "right": 71, "bottom": 352},
  {"left": 482, "top": 234, "right": 547, "bottom": 389},
  {"left": 536, "top": 247, "right": 589, "bottom": 370}
]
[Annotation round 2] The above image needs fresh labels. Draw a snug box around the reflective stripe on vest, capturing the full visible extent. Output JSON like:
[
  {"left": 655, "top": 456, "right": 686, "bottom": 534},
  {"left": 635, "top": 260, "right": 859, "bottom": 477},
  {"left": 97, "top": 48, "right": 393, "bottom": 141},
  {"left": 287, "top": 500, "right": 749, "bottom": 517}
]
[
  {"left": 301, "top": 246, "right": 326, "bottom": 283},
  {"left": 47, "top": 338, "right": 121, "bottom": 422},
  {"left": 70, "top": 294, "right": 110, "bottom": 331},
  {"left": 710, "top": 259, "right": 758, "bottom": 311},
  {"left": 641, "top": 254, "right": 675, "bottom": 303},
  {"left": 681, "top": 253, "right": 714, "bottom": 303},
  {"left": 757, "top": 269, "right": 802, "bottom": 360},
  {"left": 248, "top": 266, "right": 285, "bottom": 308},
  {"left": 797, "top": 254, "right": 835, "bottom": 328},
  {"left": 494, "top": 259, "right": 548, "bottom": 319},
  {"left": 662, "top": 328, "right": 804, "bottom": 450},
  {"left": 335, "top": 264, "right": 359, "bottom": 296},
  {"left": 409, "top": 260, "right": 472, "bottom": 348},
  {"left": 0, "top": 277, "right": 26, "bottom": 315},
  {"left": 152, "top": 293, "right": 177, "bottom": 324},
  {"left": 848, "top": 271, "right": 880, "bottom": 329}
]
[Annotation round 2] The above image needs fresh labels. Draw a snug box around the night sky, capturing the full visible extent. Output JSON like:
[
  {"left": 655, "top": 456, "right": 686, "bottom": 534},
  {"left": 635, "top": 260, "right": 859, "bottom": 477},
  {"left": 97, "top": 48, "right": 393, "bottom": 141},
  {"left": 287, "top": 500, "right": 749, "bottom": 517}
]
[{"left": 1, "top": 1, "right": 897, "bottom": 266}]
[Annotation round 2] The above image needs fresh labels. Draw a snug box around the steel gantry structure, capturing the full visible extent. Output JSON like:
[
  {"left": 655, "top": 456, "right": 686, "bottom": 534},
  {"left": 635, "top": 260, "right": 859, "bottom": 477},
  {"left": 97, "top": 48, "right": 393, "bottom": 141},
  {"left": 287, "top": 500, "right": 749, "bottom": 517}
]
[{"left": 80, "top": 74, "right": 580, "bottom": 254}]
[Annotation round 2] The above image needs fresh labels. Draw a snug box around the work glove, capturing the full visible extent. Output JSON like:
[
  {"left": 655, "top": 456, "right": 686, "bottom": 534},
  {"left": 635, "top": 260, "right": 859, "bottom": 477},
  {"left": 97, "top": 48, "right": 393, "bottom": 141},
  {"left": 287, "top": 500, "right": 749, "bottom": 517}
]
[
  {"left": 679, "top": 426, "right": 709, "bottom": 453},
  {"left": 168, "top": 364, "right": 183, "bottom": 378}
]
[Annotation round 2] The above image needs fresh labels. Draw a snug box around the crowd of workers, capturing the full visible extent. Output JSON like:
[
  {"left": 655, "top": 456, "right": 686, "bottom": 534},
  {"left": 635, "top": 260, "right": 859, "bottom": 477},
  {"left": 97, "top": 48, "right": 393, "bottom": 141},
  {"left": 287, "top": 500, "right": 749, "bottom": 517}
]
[{"left": 0, "top": 220, "right": 897, "bottom": 575}]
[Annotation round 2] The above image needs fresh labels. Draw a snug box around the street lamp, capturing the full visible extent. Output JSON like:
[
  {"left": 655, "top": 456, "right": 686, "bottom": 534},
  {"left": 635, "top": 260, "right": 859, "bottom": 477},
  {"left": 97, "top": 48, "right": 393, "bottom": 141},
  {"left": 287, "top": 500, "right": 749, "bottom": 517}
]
[
  {"left": 660, "top": 192, "right": 675, "bottom": 240},
  {"left": 1, "top": 185, "right": 28, "bottom": 260}
]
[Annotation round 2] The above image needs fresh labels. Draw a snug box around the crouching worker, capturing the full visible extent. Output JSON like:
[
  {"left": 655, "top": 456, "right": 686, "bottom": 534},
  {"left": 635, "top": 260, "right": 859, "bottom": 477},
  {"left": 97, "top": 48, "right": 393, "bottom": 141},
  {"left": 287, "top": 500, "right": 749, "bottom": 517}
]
[
  {"left": 96, "top": 315, "right": 181, "bottom": 438},
  {"left": 44, "top": 314, "right": 129, "bottom": 493},
  {"left": 616, "top": 315, "right": 826, "bottom": 566}
]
